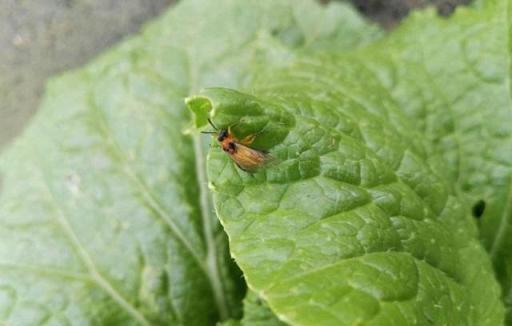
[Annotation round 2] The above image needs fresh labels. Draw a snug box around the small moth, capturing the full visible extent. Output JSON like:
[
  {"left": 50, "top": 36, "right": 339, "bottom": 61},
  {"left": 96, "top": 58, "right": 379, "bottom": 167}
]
[{"left": 202, "top": 119, "right": 272, "bottom": 172}]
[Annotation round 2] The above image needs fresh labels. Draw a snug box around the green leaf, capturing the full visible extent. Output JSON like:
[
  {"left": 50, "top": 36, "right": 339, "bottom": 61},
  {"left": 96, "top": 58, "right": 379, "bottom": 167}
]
[
  {"left": 189, "top": 7, "right": 506, "bottom": 321},
  {"left": 0, "top": 0, "right": 379, "bottom": 324},
  {"left": 218, "top": 291, "right": 287, "bottom": 326},
  {"left": 238, "top": 291, "right": 286, "bottom": 326},
  {"left": 357, "top": 0, "right": 512, "bottom": 320}
]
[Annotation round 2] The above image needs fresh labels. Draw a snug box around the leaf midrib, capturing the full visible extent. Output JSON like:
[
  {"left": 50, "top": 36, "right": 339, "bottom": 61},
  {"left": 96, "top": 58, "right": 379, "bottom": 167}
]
[
  {"left": 192, "top": 133, "right": 229, "bottom": 320},
  {"left": 187, "top": 52, "right": 231, "bottom": 321}
]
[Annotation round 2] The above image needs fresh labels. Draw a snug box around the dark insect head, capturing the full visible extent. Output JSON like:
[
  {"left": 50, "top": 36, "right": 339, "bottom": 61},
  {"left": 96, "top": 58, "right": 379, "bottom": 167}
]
[{"left": 217, "top": 129, "right": 229, "bottom": 142}]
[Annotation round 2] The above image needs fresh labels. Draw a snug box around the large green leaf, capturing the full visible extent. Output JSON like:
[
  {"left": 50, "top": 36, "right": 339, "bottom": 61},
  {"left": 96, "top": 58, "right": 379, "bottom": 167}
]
[
  {"left": 189, "top": 83, "right": 502, "bottom": 325},
  {"left": 359, "top": 0, "right": 512, "bottom": 321},
  {"left": 187, "top": 2, "right": 509, "bottom": 324},
  {"left": 0, "top": 0, "right": 379, "bottom": 325}
]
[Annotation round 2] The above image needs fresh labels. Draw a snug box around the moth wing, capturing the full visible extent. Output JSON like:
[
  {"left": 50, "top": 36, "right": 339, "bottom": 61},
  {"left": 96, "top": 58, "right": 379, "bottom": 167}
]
[{"left": 230, "top": 144, "right": 275, "bottom": 172}]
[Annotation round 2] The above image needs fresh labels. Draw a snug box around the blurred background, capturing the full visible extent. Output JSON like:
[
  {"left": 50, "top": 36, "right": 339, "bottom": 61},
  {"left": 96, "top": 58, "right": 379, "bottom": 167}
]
[{"left": 0, "top": 0, "right": 469, "bottom": 151}]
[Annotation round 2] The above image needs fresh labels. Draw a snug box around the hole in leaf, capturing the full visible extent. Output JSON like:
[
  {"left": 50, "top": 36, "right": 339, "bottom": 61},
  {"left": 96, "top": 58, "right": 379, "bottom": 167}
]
[{"left": 472, "top": 199, "right": 486, "bottom": 218}]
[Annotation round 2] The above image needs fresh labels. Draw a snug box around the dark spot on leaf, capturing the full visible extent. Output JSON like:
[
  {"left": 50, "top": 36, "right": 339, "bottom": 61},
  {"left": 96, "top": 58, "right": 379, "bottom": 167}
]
[{"left": 472, "top": 199, "right": 486, "bottom": 218}]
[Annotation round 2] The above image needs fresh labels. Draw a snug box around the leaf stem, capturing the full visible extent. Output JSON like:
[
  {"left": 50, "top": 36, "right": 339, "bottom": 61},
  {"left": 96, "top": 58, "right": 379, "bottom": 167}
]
[{"left": 192, "top": 133, "right": 229, "bottom": 320}]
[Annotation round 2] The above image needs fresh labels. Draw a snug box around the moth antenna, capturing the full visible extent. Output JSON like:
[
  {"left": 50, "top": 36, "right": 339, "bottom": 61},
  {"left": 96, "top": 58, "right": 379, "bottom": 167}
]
[
  {"left": 201, "top": 131, "right": 217, "bottom": 134},
  {"left": 207, "top": 118, "right": 218, "bottom": 130}
]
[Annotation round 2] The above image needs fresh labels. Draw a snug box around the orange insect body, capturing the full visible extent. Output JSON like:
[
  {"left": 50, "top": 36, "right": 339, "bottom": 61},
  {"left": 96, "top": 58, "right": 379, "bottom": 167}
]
[
  {"left": 216, "top": 128, "right": 268, "bottom": 172},
  {"left": 204, "top": 119, "right": 271, "bottom": 171}
]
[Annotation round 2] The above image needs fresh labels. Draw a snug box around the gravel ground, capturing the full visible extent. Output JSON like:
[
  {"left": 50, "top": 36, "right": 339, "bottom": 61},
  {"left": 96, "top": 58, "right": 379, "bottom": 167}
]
[
  {"left": 0, "top": 0, "right": 470, "bottom": 150},
  {"left": 0, "top": 0, "right": 173, "bottom": 149}
]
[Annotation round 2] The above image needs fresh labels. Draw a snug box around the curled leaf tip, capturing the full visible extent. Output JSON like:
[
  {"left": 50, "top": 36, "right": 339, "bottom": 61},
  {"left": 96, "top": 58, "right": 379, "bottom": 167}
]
[{"left": 186, "top": 95, "right": 214, "bottom": 128}]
